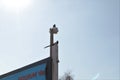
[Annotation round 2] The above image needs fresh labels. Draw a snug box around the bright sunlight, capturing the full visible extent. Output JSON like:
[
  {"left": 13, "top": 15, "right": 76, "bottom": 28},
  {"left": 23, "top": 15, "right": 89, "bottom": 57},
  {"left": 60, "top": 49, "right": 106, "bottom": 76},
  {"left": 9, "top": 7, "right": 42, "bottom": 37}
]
[{"left": 1, "top": 0, "right": 32, "bottom": 12}]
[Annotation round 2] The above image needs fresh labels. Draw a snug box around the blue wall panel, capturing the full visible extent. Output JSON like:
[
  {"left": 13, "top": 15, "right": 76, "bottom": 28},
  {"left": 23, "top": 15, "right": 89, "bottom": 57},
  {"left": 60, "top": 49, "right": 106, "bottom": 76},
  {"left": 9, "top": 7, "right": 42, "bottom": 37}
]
[{"left": 0, "top": 57, "right": 52, "bottom": 80}]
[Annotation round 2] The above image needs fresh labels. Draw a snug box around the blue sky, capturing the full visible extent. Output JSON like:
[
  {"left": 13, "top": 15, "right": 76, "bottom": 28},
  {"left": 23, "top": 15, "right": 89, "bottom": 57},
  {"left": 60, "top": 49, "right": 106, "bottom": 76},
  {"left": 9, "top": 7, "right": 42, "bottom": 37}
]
[{"left": 0, "top": 0, "right": 119, "bottom": 80}]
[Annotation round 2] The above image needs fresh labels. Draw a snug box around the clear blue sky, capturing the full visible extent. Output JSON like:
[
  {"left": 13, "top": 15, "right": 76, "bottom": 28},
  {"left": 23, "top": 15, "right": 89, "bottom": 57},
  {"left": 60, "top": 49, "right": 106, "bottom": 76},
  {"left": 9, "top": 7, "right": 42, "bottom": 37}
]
[{"left": 0, "top": 0, "right": 119, "bottom": 80}]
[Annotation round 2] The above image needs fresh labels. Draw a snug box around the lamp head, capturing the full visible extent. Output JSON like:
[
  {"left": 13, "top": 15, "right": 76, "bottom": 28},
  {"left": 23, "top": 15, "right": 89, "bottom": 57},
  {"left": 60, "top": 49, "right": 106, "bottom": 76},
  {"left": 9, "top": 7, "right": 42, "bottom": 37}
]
[
  {"left": 50, "top": 24, "right": 58, "bottom": 34},
  {"left": 52, "top": 24, "right": 58, "bottom": 34}
]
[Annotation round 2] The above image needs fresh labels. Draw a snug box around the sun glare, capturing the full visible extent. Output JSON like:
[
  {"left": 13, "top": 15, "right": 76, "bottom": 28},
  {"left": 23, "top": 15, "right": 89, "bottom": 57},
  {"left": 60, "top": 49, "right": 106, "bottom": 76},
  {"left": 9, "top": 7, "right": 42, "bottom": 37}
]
[{"left": 1, "top": 0, "right": 32, "bottom": 12}]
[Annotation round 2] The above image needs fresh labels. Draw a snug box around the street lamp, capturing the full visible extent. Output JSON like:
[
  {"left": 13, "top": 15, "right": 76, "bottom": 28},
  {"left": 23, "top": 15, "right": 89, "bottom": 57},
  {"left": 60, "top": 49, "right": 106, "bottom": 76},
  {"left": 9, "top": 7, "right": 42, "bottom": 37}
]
[
  {"left": 49, "top": 24, "right": 58, "bottom": 57},
  {"left": 49, "top": 24, "right": 59, "bottom": 80}
]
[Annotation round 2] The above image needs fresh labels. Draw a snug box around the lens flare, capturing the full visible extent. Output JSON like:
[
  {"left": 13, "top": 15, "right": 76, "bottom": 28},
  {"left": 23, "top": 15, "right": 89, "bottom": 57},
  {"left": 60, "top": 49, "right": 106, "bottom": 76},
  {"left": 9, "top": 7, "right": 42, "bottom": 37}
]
[
  {"left": 91, "top": 73, "right": 100, "bottom": 80},
  {"left": 1, "top": 0, "right": 32, "bottom": 12}
]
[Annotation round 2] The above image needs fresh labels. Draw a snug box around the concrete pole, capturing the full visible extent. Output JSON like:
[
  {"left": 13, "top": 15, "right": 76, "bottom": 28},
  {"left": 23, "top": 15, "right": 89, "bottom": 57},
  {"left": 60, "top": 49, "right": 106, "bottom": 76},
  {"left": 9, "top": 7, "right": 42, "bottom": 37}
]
[{"left": 49, "top": 24, "right": 59, "bottom": 80}]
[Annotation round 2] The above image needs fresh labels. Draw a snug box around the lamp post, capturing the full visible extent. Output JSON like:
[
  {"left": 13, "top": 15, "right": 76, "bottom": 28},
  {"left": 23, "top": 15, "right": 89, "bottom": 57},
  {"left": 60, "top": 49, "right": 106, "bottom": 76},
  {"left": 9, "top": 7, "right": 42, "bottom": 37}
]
[
  {"left": 50, "top": 24, "right": 59, "bottom": 80},
  {"left": 49, "top": 24, "right": 59, "bottom": 80}
]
